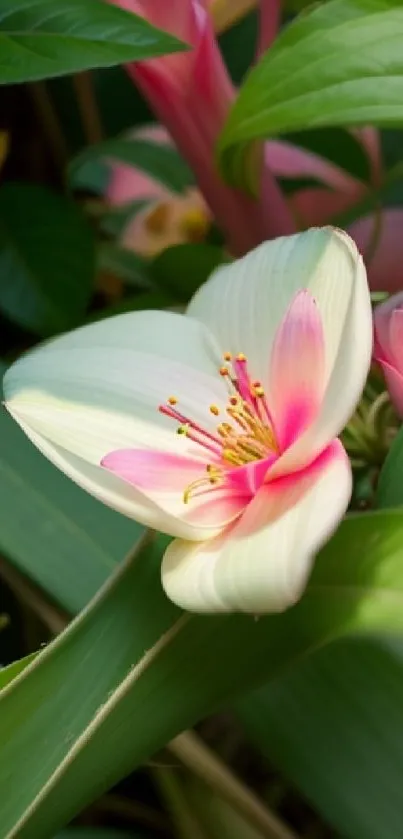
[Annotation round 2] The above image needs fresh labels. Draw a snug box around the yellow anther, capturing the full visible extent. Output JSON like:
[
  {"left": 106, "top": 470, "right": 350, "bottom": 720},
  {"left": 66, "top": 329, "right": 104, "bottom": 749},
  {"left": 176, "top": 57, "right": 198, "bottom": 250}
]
[
  {"left": 236, "top": 353, "right": 247, "bottom": 362},
  {"left": 177, "top": 425, "right": 188, "bottom": 436},
  {"left": 210, "top": 404, "right": 220, "bottom": 416},
  {"left": 220, "top": 366, "right": 229, "bottom": 376},
  {"left": 223, "top": 352, "right": 232, "bottom": 361},
  {"left": 180, "top": 207, "right": 210, "bottom": 242},
  {"left": 168, "top": 396, "right": 178, "bottom": 405},
  {"left": 254, "top": 386, "right": 265, "bottom": 397}
]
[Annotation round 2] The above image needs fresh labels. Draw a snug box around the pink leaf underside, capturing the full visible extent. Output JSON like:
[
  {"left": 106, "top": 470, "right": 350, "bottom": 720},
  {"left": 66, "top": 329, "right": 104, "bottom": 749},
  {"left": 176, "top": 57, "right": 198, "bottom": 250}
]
[
  {"left": 269, "top": 289, "right": 326, "bottom": 452},
  {"left": 351, "top": 209, "right": 403, "bottom": 293},
  {"left": 376, "top": 358, "right": 403, "bottom": 417},
  {"left": 374, "top": 290, "right": 403, "bottom": 363}
]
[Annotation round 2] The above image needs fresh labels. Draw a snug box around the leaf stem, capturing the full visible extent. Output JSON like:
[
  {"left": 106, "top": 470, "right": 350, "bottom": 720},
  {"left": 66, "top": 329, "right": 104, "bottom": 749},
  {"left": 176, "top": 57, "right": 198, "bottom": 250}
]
[{"left": 169, "top": 730, "right": 299, "bottom": 839}]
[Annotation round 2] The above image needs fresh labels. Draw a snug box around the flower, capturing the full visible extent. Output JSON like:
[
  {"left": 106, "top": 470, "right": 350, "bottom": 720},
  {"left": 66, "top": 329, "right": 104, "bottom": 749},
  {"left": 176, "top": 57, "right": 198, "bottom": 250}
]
[
  {"left": 109, "top": 0, "right": 294, "bottom": 254},
  {"left": 107, "top": 126, "right": 211, "bottom": 257},
  {"left": 374, "top": 291, "right": 403, "bottom": 416},
  {"left": 3, "top": 228, "right": 372, "bottom": 614}
]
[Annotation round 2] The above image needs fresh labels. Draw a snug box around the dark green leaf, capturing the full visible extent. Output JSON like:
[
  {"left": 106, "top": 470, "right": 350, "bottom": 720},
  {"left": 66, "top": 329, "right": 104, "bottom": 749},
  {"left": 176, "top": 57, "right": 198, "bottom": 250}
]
[
  {"left": 97, "top": 243, "right": 153, "bottom": 290},
  {"left": 0, "top": 183, "right": 95, "bottom": 336},
  {"left": 150, "top": 244, "right": 228, "bottom": 301},
  {"left": 0, "top": 653, "right": 38, "bottom": 689},
  {"left": 87, "top": 291, "right": 174, "bottom": 322},
  {"left": 237, "top": 637, "right": 403, "bottom": 839},
  {"left": 219, "top": 0, "right": 403, "bottom": 187},
  {"left": 376, "top": 425, "right": 403, "bottom": 508},
  {"left": 2, "top": 510, "right": 403, "bottom": 834},
  {"left": 0, "top": 0, "right": 185, "bottom": 85},
  {"left": 70, "top": 139, "right": 194, "bottom": 194},
  {"left": 0, "top": 405, "right": 140, "bottom": 613}
]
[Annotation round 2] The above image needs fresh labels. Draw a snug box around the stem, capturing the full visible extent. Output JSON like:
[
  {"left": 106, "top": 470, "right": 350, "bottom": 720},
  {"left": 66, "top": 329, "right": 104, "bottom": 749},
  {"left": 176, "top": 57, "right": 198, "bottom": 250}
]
[
  {"left": 73, "top": 72, "right": 104, "bottom": 145},
  {"left": 257, "top": 0, "right": 282, "bottom": 56},
  {"left": 154, "top": 767, "right": 209, "bottom": 839},
  {"left": 169, "top": 730, "right": 299, "bottom": 839},
  {"left": 0, "top": 555, "right": 68, "bottom": 635},
  {"left": 30, "top": 83, "right": 69, "bottom": 172}
]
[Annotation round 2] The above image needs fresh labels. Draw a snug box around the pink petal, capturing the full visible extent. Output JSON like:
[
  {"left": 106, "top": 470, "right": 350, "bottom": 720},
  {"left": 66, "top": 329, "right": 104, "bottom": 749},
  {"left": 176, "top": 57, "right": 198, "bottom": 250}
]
[
  {"left": 374, "top": 290, "right": 403, "bottom": 364},
  {"left": 227, "top": 453, "right": 278, "bottom": 496},
  {"left": 390, "top": 308, "right": 403, "bottom": 364},
  {"left": 350, "top": 209, "right": 403, "bottom": 293},
  {"left": 377, "top": 359, "right": 403, "bottom": 418},
  {"left": 101, "top": 448, "right": 249, "bottom": 530},
  {"left": 269, "top": 290, "right": 326, "bottom": 451},
  {"left": 161, "top": 440, "right": 351, "bottom": 613}
]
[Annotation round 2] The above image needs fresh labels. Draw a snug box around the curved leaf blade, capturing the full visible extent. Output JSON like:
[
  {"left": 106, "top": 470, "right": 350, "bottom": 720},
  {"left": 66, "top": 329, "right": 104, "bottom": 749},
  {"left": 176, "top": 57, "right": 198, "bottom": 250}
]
[
  {"left": 219, "top": 0, "right": 403, "bottom": 186},
  {"left": 0, "top": 0, "right": 185, "bottom": 85},
  {"left": 1, "top": 511, "right": 403, "bottom": 835}
]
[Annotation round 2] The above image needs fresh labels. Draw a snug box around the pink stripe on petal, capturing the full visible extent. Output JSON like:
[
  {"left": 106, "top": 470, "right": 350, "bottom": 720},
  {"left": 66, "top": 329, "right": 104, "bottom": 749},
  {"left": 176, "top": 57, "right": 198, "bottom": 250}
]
[
  {"left": 269, "top": 290, "right": 326, "bottom": 452},
  {"left": 227, "top": 453, "right": 278, "bottom": 496},
  {"left": 101, "top": 448, "right": 211, "bottom": 491},
  {"left": 101, "top": 447, "right": 248, "bottom": 529}
]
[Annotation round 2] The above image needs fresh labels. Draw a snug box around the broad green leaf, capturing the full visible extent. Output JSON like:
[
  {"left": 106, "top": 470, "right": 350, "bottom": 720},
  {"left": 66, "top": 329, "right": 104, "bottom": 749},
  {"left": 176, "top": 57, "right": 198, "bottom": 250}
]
[
  {"left": 376, "top": 425, "right": 403, "bottom": 508},
  {"left": 87, "top": 291, "right": 174, "bottom": 323},
  {"left": 219, "top": 0, "right": 403, "bottom": 187},
  {"left": 0, "top": 0, "right": 185, "bottom": 85},
  {"left": 57, "top": 831, "right": 146, "bottom": 839},
  {"left": 70, "top": 139, "right": 194, "bottom": 195},
  {"left": 0, "top": 653, "right": 38, "bottom": 690},
  {"left": 0, "top": 183, "right": 95, "bottom": 336},
  {"left": 237, "top": 637, "right": 403, "bottom": 839},
  {"left": 97, "top": 244, "right": 153, "bottom": 290},
  {"left": 150, "top": 244, "right": 228, "bottom": 301},
  {"left": 0, "top": 405, "right": 140, "bottom": 613},
  {"left": 2, "top": 510, "right": 403, "bottom": 835}
]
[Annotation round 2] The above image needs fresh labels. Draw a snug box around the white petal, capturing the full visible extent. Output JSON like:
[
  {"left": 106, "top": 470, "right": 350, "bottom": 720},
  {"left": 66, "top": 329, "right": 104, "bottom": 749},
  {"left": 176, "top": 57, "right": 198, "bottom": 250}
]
[
  {"left": 161, "top": 441, "right": 351, "bottom": 613},
  {"left": 189, "top": 227, "right": 370, "bottom": 389},
  {"left": 4, "top": 310, "right": 231, "bottom": 538}
]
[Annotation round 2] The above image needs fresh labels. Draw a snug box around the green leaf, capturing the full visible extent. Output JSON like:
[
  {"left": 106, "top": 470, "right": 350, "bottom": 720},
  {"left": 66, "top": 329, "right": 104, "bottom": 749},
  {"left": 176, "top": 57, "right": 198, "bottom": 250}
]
[
  {"left": 376, "top": 425, "right": 403, "bottom": 508},
  {"left": 97, "top": 244, "right": 153, "bottom": 290},
  {"left": 0, "top": 183, "right": 95, "bottom": 336},
  {"left": 219, "top": 0, "right": 403, "bottom": 187},
  {"left": 2, "top": 510, "right": 403, "bottom": 835},
  {"left": 0, "top": 0, "right": 185, "bottom": 85},
  {"left": 0, "top": 405, "right": 140, "bottom": 613},
  {"left": 0, "top": 653, "right": 38, "bottom": 690},
  {"left": 70, "top": 139, "right": 194, "bottom": 195},
  {"left": 87, "top": 291, "right": 174, "bottom": 323},
  {"left": 236, "top": 637, "right": 403, "bottom": 839},
  {"left": 150, "top": 244, "right": 228, "bottom": 301},
  {"left": 57, "top": 831, "right": 146, "bottom": 839}
]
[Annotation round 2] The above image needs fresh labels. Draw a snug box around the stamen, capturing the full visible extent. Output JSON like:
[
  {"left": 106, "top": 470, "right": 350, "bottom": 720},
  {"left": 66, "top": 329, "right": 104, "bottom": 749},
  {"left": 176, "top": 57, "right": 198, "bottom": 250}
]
[{"left": 158, "top": 349, "right": 279, "bottom": 502}]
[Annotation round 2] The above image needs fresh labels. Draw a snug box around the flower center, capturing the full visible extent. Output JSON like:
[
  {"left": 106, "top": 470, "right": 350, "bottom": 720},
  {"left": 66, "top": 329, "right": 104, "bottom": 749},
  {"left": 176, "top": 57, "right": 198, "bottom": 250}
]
[{"left": 159, "top": 353, "right": 278, "bottom": 503}]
